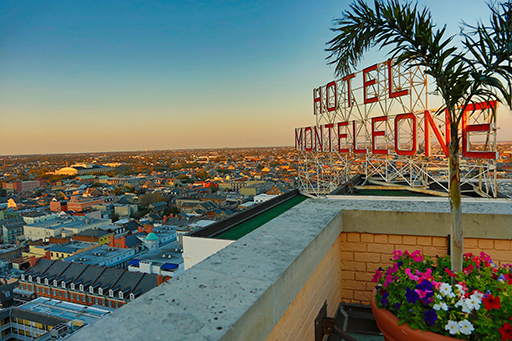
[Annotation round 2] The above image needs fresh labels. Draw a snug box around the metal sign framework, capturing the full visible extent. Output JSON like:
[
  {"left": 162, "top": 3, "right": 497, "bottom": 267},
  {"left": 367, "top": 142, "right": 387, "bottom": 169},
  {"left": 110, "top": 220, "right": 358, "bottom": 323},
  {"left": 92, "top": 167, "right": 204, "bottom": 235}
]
[{"left": 297, "top": 60, "right": 498, "bottom": 197}]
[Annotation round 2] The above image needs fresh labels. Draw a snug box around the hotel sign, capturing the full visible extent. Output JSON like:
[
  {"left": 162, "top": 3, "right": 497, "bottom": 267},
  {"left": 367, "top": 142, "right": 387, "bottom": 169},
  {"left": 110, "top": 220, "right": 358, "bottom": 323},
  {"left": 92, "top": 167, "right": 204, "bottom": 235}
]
[{"left": 295, "top": 60, "right": 498, "bottom": 196}]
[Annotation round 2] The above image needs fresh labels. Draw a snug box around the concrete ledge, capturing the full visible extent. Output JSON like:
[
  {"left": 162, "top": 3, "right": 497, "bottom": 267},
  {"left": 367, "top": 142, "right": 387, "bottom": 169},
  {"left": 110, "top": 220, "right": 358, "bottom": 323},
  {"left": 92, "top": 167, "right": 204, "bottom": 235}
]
[
  {"left": 68, "top": 198, "right": 348, "bottom": 341},
  {"left": 68, "top": 196, "right": 511, "bottom": 340}
]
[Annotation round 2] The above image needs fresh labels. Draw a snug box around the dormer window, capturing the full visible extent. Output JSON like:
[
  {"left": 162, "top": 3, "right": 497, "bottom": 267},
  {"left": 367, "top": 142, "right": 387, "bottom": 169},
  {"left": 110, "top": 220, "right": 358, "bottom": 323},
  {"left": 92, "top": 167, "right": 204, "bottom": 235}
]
[
  {"left": 37, "top": 277, "right": 41, "bottom": 284},
  {"left": 109, "top": 290, "right": 114, "bottom": 297},
  {"left": 53, "top": 280, "right": 58, "bottom": 286},
  {"left": 89, "top": 287, "right": 94, "bottom": 294},
  {"left": 79, "top": 284, "right": 84, "bottom": 291},
  {"left": 62, "top": 282, "right": 66, "bottom": 289},
  {"left": 119, "top": 291, "right": 123, "bottom": 299},
  {"left": 98, "top": 288, "right": 103, "bottom": 295},
  {"left": 21, "top": 274, "right": 25, "bottom": 281},
  {"left": 45, "top": 279, "right": 49, "bottom": 285},
  {"left": 129, "top": 293, "right": 134, "bottom": 300},
  {"left": 71, "top": 283, "right": 75, "bottom": 290},
  {"left": 28, "top": 275, "right": 31, "bottom": 282}
]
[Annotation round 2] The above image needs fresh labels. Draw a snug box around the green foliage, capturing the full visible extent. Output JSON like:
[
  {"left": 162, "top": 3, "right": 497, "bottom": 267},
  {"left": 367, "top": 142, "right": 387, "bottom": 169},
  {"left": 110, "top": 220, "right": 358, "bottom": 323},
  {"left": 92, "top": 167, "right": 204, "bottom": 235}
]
[
  {"left": 374, "top": 250, "right": 512, "bottom": 339},
  {"left": 138, "top": 192, "right": 165, "bottom": 207}
]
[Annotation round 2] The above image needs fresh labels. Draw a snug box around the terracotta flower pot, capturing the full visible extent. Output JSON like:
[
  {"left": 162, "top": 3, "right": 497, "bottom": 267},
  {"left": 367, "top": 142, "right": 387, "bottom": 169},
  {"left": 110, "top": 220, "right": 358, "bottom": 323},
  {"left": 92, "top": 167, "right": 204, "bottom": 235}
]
[{"left": 371, "top": 289, "right": 456, "bottom": 341}]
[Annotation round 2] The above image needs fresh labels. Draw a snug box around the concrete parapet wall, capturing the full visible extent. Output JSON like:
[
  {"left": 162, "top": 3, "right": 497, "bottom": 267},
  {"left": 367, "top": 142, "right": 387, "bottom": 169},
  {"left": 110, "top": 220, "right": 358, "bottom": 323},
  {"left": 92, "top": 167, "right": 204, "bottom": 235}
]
[{"left": 67, "top": 196, "right": 512, "bottom": 341}]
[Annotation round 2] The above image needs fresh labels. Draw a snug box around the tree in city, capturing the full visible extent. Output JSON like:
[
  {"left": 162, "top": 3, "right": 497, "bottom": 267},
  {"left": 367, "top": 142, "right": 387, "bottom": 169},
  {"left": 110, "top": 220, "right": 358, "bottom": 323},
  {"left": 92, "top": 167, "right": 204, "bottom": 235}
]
[{"left": 326, "top": 0, "right": 512, "bottom": 271}]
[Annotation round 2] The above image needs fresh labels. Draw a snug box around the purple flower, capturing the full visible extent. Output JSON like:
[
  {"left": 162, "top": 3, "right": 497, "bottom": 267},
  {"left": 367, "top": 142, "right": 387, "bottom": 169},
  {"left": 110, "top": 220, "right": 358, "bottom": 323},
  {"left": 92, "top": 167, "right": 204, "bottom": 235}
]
[
  {"left": 397, "top": 260, "right": 403, "bottom": 267},
  {"left": 393, "top": 303, "right": 401, "bottom": 310},
  {"left": 381, "top": 292, "right": 389, "bottom": 306},
  {"left": 405, "top": 287, "right": 419, "bottom": 304},
  {"left": 424, "top": 309, "right": 438, "bottom": 326},
  {"left": 416, "top": 279, "right": 433, "bottom": 292}
]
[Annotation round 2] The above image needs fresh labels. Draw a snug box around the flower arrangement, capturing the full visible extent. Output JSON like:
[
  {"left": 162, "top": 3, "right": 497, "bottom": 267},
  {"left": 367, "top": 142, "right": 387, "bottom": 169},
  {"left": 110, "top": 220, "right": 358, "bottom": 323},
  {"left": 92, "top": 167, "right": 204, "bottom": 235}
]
[{"left": 373, "top": 250, "right": 512, "bottom": 340}]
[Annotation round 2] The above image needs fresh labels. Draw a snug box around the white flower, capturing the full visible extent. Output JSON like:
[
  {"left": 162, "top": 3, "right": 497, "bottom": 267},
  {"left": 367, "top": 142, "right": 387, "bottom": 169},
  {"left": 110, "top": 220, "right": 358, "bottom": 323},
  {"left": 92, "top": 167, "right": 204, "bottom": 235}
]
[
  {"left": 455, "top": 284, "right": 465, "bottom": 296},
  {"left": 445, "top": 320, "right": 460, "bottom": 335},
  {"left": 467, "top": 293, "right": 482, "bottom": 311},
  {"left": 455, "top": 298, "right": 472, "bottom": 313},
  {"left": 448, "top": 292, "right": 456, "bottom": 298},
  {"left": 433, "top": 302, "right": 448, "bottom": 311},
  {"left": 458, "top": 320, "right": 474, "bottom": 335},
  {"left": 439, "top": 283, "right": 452, "bottom": 296}
]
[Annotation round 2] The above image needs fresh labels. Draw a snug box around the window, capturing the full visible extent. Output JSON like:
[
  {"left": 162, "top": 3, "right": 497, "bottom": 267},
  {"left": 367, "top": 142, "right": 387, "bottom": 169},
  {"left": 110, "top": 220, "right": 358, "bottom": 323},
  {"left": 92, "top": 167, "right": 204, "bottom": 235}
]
[
  {"left": 64, "top": 293, "right": 67, "bottom": 299},
  {"left": 52, "top": 290, "right": 56, "bottom": 296},
  {"left": 37, "top": 277, "right": 40, "bottom": 284},
  {"left": 62, "top": 282, "right": 66, "bottom": 288},
  {"left": 58, "top": 291, "right": 62, "bottom": 297},
  {"left": 44, "top": 279, "right": 48, "bottom": 285},
  {"left": 36, "top": 287, "right": 40, "bottom": 293},
  {"left": 119, "top": 292, "right": 123, "bottom": 299},
  {"left": 114, "top": 302, "right": 119, "bottom": 308},
  {"left": 70, "top": 294, "right": 74, "bottom": 300},
  {"left": 89, "top": 287, "right": 94, "bottom": 294},
  {"left": 53, "top": 280, "right": 57, "bottom": 286},
  {"left": 79, "top": 284, "right": 84, "bottom": 291},
  {"left": 95, "top": 298, "right": 99, "bottom": 304},
  {"left": 98, "top": 288, "right": 103, "bottom": 295},
  {"left": 71, "top": 283, "right": 75, "bottom": 290},
  {"left": 88, "top": 297, "right": 92, "bottom": 303},
  {"left": 108, "top": 301, "right": 112, "bottom": 307}
]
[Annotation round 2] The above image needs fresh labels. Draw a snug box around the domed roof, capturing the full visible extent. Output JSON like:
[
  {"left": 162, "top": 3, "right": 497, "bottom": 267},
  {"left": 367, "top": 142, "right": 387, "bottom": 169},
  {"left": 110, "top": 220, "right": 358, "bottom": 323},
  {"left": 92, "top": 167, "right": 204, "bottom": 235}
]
[{"left": 144, "top": 232, "right": 159, "bottom": 241}]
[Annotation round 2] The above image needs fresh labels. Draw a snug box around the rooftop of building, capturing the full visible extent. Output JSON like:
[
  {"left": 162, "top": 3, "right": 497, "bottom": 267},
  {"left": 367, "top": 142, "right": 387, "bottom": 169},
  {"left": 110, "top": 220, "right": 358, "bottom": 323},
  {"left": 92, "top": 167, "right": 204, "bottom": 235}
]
[
  {"left": 18, "top": 297, "right": 113, "bottom": 326},
  {"left": 67, "top": 194, "right": 512, "bottom": 341},
  {"left": 63, "top": 245, "right": 133, "bottom": 265}
]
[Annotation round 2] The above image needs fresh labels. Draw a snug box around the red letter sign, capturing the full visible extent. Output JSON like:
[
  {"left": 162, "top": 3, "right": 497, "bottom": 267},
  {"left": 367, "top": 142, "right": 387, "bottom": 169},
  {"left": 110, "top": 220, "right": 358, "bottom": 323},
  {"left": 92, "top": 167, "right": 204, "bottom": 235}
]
[
  {"left": 461, "top": 101, "right": 497, "bottom": 159},
  {"left": 313, "top": 88, "right": 322, "bottom": 115},
  {"left": 353, "top": 121, "right": 367, "bottom": 154},
  {"left": 394, "top": 113, "right": 417, "bottom": 156},
  {"left": 337, "top": 122, "right": 350, "bottom": 153},
  {"left": 326, "top": 81, "right": 337, "bottom": 112},
  {"left": 363, "top": 64, "right": 378, "bottom": 104},
  {"left": 372, "top": 116, "right": 388, "bottom": 154},
  {"left": 388, "top": 59, "right": 408, "bottom": 98},
  {"left": 342, "top": 73, "right": 355, "bottom": 107}
]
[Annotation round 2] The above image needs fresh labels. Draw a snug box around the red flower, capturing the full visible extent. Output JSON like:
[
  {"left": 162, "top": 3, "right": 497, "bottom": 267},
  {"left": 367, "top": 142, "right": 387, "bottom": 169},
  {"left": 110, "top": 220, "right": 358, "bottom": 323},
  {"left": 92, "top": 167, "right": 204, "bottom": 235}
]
[
  {"left": 445, "top": 268, "right": 457, "bottom": 278},
  {"left": 505, "top": 273, "right": 512, "bottom": 285},
  {"left": 483, "top": 294, "right": 501, "bottom": 310},
  {"left": 463, "top": 263, "right": 474, "bottom": 274},
  {"left": 500, "top": 322, "right": 512, "bottom": 340}
]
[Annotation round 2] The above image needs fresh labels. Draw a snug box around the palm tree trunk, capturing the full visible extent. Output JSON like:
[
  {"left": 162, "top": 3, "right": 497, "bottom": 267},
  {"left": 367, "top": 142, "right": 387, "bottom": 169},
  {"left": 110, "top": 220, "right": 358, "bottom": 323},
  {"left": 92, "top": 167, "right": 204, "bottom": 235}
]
[{"left": 449, "top": 121, "right": 463, "bottom": 273}]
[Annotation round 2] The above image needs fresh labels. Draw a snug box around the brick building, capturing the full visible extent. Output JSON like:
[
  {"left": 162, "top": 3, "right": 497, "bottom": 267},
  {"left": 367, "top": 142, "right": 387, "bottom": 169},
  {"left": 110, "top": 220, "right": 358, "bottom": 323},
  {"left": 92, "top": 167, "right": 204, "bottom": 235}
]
[
  {"left": 2, "top": 180, "right": 45, "bottom": 194},
  {"left": 19, "top": 259, "right": 169, "bottom": 309},
  {"left": 67, "top": 196, "right": 114, "bottom": 212}
]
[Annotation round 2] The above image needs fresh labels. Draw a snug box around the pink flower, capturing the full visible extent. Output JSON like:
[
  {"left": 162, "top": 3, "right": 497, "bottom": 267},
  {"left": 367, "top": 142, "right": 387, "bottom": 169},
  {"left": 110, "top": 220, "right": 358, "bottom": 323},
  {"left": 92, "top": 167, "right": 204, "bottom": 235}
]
[
  {"left": 383, "top": 274, "right": 393, "bottom": 287},
  {"left": 387, "top": 264, "right": 399, "bottom": 275},
  {"left": 372, "top": 270, "right": 382, "bottom": 283},
  {"left": 405, "top": 268, "right": 420, "bottom": 281},
  {"left": 415, "top": 289, "right": 428, "bottom": 298},
  {"left": 418, "top": 268, "right": 433, "bottom": 282},
  {"left": 392, "top": 250, "right": 403, "bottom": 260},
  {"left": 432, "top": 280, "right": 441, "bottom": 290},
  {"left": 411, "top": 250, "right": 423, "bottom": 262}
]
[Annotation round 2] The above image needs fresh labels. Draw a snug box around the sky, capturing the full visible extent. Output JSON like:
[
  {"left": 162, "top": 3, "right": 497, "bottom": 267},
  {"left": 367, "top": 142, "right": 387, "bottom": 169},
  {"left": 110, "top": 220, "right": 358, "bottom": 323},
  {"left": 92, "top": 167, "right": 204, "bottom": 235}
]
[{"left": 1, "top": 0, "right": 511, "bottom": 155}]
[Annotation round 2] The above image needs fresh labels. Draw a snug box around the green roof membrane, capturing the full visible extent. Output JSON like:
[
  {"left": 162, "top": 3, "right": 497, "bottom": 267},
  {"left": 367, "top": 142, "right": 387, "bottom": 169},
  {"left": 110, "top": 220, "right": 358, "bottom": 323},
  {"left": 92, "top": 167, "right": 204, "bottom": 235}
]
[{"left": 214, "top": 195, "right": 308, "bottom": 240}]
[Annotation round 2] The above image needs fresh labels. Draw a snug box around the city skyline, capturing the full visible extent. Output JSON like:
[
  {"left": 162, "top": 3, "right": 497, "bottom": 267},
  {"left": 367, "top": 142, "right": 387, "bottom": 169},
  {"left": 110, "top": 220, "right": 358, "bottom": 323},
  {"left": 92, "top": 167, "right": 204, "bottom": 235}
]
[{"left": 2, "top": 0, "right": 512, "bottom": 156}]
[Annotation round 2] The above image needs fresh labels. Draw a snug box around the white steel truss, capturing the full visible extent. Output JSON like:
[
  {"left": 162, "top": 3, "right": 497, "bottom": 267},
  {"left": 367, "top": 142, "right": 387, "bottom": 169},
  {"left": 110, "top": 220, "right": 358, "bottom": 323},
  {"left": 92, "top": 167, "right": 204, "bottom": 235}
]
[{"left": 297, "top": 60, "right": 498, "bottom": 197}]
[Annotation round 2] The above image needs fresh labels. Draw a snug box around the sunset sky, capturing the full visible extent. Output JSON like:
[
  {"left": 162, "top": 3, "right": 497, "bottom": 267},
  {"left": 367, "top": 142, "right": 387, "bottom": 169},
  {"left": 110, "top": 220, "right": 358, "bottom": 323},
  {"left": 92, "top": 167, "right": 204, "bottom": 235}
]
[{"left": 1, "top": 0, "right": 511, "bottom": 155}]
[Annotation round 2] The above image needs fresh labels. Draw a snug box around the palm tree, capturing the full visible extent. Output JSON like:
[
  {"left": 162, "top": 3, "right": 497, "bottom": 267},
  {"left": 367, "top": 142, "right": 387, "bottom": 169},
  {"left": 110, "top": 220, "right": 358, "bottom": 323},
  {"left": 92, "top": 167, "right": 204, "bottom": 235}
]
[{"left": 326, "top": 0, "right": 512, "bottom": 272}]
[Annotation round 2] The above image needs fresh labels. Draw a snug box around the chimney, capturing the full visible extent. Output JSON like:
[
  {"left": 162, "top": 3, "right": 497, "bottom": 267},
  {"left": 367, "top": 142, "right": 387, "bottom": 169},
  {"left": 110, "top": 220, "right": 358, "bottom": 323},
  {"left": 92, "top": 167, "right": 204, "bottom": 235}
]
[{"left": 29, "top": 256, "right": 37, "bottom": 267}]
